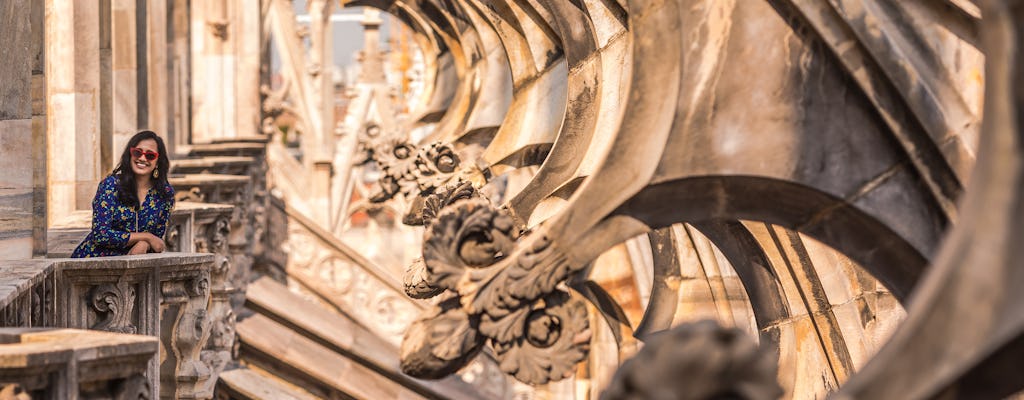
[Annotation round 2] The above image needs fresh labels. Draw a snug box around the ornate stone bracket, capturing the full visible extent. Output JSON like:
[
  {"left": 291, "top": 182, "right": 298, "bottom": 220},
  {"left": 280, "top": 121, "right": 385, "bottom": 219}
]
[
  {"left": 400, "top": 198, "right": 591, "bottom": 385},
  {"left": 160, "top": 271, "right": 213, "bottom": 399},
  {"left": 90, "top": 277, "right": 137, "bottom": 334}
]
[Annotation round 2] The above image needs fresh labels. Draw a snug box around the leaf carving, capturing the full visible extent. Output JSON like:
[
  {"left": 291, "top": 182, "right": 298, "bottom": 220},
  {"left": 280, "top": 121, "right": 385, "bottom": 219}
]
[
  {"left": 422, "top": 198, "right": 519, "bottom": 291},
  {"left": 487, "top": 290, "right": 591, "bottom": 385},
  {"left": 90, "top": 278, "right": 138, "bottom": 334},
  {"left": 400, "top": 297, "right": 486, "bottom": 379}
]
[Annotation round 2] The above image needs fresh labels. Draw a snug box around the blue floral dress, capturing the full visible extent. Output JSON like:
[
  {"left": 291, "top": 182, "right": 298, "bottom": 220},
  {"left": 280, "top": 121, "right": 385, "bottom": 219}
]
[{"left": 71, "top": 175, "right": 175, "bottom": 258}]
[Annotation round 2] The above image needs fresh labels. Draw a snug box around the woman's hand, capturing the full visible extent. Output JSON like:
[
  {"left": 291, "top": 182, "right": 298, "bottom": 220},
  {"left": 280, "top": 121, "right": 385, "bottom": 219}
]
[
  {"left": 128, "top": 240, "right": 150, "bottom": 255},
  {"left": 128, "top": 232, "right": 166, "bottom": 253},
  {"left": 147, "top": 236, "right": 166, "bottom": 253}
]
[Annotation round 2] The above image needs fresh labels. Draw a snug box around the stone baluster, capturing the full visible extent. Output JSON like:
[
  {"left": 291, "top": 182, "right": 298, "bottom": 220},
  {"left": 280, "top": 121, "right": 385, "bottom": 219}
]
[{"left": 160, "top": 269, "right": 212, "bottom": 399}]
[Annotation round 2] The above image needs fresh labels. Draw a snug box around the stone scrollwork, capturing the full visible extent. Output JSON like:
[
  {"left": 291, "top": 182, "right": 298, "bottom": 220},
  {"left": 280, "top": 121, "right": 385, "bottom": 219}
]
[
  {"left": 175, "top": 187, "right": 205, "bottom": 203},
  {"left": 208, "top": 217, "right": 230, "bottom": 254},
  {"left": 168, "top": 272, "right": 213, "bottom": 398},
  {"left": 166, "top": 223, "right": 181, "bottom": 252},
  {"left": 402, "top": 198, "right": 592, "bottom": 385},
  {"left": 422, "top": 198, "right": 519, "bottom": 291},
  {"left": 187, "top": 275, "right": 211, "bottom": 298},
  {"left": 90, "top": 278, "right": 137, "bottom": 334}
]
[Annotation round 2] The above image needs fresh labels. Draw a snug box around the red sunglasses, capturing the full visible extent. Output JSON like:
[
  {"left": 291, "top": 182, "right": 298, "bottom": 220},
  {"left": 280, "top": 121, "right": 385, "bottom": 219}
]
[{"left": 130, "top": 147, "right": 159, "bottom": 161}]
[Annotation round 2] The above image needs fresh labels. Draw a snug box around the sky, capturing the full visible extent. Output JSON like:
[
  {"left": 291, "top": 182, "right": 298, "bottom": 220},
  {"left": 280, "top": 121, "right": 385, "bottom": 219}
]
[{"left": 291, "top": 1, "right": 392, "bottom": 70}]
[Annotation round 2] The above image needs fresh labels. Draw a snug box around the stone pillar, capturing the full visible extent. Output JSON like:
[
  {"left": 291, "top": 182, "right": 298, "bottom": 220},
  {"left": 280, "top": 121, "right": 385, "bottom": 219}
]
[
  {"left": 0, "top": 0, "right": 43, "bottom": 259},
  {"left": 236, "top": 0, "right": 262, "bottom": 138},
  {"left": 360, "top": 9, "right": 386, "bottom": 84},
  {"left": 169, "top": 0, "right": 191, "bottom": 155},
  {"left": 147, "top": 0, "right": 170, "bottom": 139},
  {"left": 46, "top": 0, "right": 103, "bottom": 225},
  {"left": 30, "top": 0, "right": 47, "bottom": 257},
  {"left": 309, "top": 0, "right": 335, "bottom": 154},
  {"left": 191, "top": 0, "right": 236, "bottom": 143},
  {"left": 110, "top": 0, "right": 142, "bottom": 160},
  {"left": 312, "top": 160, "right": 333, "bottom": 224}
]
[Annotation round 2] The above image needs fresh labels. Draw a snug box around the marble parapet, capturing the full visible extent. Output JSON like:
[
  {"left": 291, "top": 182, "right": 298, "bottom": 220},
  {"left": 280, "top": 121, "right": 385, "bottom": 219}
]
[
  {"left": 0, "top": 253, "right": 217, "bottom": 399},
  {"left": 0, "top": 328, "right": 157, "bottom": 399}
]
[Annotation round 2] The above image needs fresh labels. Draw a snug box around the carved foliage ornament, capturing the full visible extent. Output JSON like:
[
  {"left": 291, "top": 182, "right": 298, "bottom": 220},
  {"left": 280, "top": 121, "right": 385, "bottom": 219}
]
[
  {"left": 91, "top": 278, "right": 138, "bottom": 334},
  {"left": 404, "top": 179, "right": 482, "bottom": 226},
  {"left": 370, "top": 142, "right": 461, "bottom": 203},
  {"left": 401, "top": 198, "right": 591, "bottom": 385}
]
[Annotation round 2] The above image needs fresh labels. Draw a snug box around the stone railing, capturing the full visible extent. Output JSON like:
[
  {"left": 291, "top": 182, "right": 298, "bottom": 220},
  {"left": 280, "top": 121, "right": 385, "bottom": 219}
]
[
  {"left": 168, "top": 174, "right": 252, "bottom": 316},
  {"left": 187, "top": 137, "right": 272, "bottom": 269},
  {"left": 0, "top": 253, "right": 216, "bottom": 399},
  {"left": 272, "top": 201, "right": 421, "bottom": 344},
  {"left": 164, "top": 200, "right": 237, "bottom": 397},
  {"left": 0, "top": 328, "right": 157, "bottom": 399}
]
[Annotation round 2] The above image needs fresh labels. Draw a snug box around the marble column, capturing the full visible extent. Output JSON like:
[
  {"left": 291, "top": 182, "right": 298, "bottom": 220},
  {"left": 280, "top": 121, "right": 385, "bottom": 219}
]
[
  {"left": 0, "top": 0, "right": 44, "bottom": 259},
  {"left": 147, "top": 0, "right": 170, "bottom": 140},
  {"left": 236, "top": 0, "right": 262, "bottom": 138},
  {"left": 169, "top": 0, "right": 191, "bottom": 154},
  {"left": 45, "top": 0, "right": 103, "bottom": 226},
  {"left": 191, "top": 0, "right": 236, "bottom": 143},
  {"left": 109, "top": 0, "right": 142, "bottom": 162}
]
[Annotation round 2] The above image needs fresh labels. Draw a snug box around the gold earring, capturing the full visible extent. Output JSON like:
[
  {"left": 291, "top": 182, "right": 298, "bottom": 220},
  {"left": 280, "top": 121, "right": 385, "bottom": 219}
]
[{"left": 153, "top": 170, "right": 159, "bottom": 178}]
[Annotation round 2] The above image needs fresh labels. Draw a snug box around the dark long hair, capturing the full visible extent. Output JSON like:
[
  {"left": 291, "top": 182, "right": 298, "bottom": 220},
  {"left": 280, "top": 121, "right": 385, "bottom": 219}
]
[{"left": 112, "top": 131, "right": 172, "bottom": 207}]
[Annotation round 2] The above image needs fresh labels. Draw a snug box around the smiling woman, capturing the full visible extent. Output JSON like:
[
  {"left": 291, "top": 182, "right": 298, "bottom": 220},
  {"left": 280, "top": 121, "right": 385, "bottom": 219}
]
[{"left": 71, "top": 131, "right": 176, "bottom": 258}]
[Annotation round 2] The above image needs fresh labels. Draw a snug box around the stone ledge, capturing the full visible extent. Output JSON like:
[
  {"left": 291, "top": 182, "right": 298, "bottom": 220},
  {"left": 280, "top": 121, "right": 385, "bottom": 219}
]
[
  {"left": 171, "top": 156, "right": 256, "bottom": 176},
  {"left": 0, "top": 260, "right": 56, "bottom": 310},
  {"left": 190, "top": 142, "right": 268, "bottom": 158},
  {"left": 169, "top": 173, "right": 251, "bottom": 187},
  {"left": 218, "top": 368, "right": 319, "bottom": 400},
  {"left": 0, "top": 328, "right": 157, "bottom": 396}
]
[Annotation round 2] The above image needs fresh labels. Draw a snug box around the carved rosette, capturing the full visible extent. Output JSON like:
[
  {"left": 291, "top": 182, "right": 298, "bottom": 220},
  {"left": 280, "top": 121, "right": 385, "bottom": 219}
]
[
  {"left": 422, "top": 198, "right": 518, "bottom": 291},
  {"left": 91, "top": 279, "right": 137, "bottom": 334},
  {"left": 401, "top": 198, "right": 591, "bottom": 385},
  {"left": 485, "top": 290, "right": 590, "bottom": 384},
  {"left": 403, "top": 258, "right": 443, "bottom": 299},
  {"left": 369, "top": 141, "right": 461, "bottom": 204},
  {"left": 353, "top": 124, "right": 386, "bottom": 165}
]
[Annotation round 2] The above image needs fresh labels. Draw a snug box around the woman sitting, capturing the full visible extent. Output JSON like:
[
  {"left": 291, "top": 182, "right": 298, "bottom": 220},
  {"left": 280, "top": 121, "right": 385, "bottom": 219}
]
[{"left": 72, "top": 131, "right": 175, "bottom": 257}]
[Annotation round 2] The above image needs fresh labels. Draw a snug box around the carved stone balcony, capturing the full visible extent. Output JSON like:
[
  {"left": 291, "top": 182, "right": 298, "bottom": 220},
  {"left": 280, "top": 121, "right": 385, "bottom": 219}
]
[{"left": 0, "top": 253, "right": 217, "bottom": 399}]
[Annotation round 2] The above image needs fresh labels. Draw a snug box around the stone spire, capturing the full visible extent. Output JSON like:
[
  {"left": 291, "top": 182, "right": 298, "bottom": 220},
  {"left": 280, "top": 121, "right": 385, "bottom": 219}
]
[{"left": 359, "top": 9, "right": 386, "bottom": 84}]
